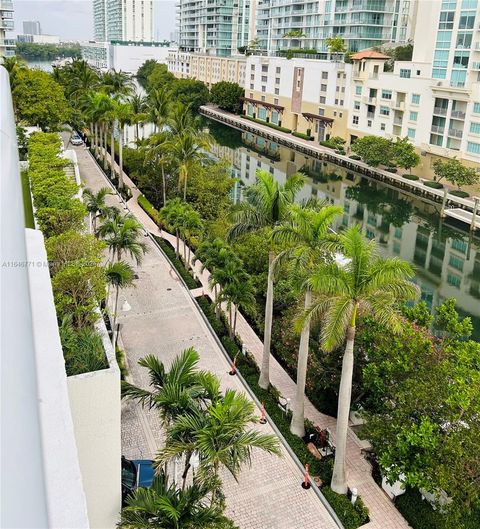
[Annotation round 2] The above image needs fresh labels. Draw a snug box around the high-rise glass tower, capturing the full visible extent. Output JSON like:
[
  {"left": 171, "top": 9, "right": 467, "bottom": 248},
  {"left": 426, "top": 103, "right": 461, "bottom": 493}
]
[
  {"left": 257, "top": 0, "right": 417, "bottom": 53},
  {"left": 23, "top": 20, "right": 41, "bottom": 35},
  {"left": 177, "top": 0, "right": 256, "bottom": 57},
  {"left": 0, "top": 0, "right": 15, "bottom": 57},
  {"left": 93, "top": 0, "right": 154, "bottom": 42}
]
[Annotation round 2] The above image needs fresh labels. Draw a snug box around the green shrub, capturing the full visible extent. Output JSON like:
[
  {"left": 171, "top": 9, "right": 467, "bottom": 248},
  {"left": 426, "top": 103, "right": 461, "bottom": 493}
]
[
  {"left": 292, "top": 131, "right": 314, "bottom": 141},
  {"left": 138, "top": 194, "right": 160, "bottom": 224},
  {"left": 242, "top": 115, "right": 292, "bottom": 133},
  {"left": 322, "top": 488, "right": 369, "bottom": 529},
  {"left": 153, "top": 235, "right": 200, "bottom": 289},
  {"left": 116, "top": 347, "right": 128, "bottom": 380},
  {"left": 402, "top": 173, "right": 420, "bottom": 181},
  {"left": 385, "top": 166, "right": 398, "bottom": 173},
  {"left": 424, "top": 180, "right": 444, "bottom": 189},
  {"left": 335, "top": 149, "right": 346, "bottom": 155},
  {"left": 198, "top": 296, "right": 227, "bottom": 338},
  {"left": 349, "top": 155, "right": 361, "bottom": 161},
  {"left": 449, "top": 189, "right": 470, "bottom": 198}
]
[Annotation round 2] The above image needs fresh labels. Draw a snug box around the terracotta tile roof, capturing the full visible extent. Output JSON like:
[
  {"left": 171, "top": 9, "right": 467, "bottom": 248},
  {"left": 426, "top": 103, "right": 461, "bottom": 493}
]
[{"left": 351, "top": 50, "right": 390, "bottom": 60}]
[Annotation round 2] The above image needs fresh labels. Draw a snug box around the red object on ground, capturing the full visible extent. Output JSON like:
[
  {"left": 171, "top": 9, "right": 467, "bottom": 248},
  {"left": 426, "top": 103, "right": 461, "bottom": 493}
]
[
  {"left": 259, "top": 401, "right": 267, "bottom": 424},
  {"left": 302, "top": 464, "right": 311, "bottom": 489},
  {"left": 229, "top": 357, "right": 236, "bottom": 375}
]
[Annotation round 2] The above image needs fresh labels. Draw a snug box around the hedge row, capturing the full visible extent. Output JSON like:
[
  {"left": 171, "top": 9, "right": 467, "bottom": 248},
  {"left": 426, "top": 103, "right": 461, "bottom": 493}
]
[
  {"left": 152, "top": 235, "right": 200, "bottom": 289},
  {"left": 196, "top": 295, "right": 369, "bottom": 529},
  {"left": 242, "top": 115, "right": 292, "bottom": 133},
  {"left": 138, "top": 194, "right": 160, "bottom": 224},
  {"left": 292, "top": 131, "right": 314, "bottom": 141},
  {"left": 424, "top": 180, "right": 444, "bottom": 189},
  {"left": 402, "top": 173, "right": 420, "bottom": 181}
]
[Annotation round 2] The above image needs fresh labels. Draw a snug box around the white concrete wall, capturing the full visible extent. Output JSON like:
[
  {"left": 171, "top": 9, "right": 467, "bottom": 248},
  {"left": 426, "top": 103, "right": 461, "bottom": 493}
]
[
  {"left": 109, "top": 43, "right": 169, "bottom": 74},
  {"left": 67, "top": 315, "right": 121, "bottom": 529}
]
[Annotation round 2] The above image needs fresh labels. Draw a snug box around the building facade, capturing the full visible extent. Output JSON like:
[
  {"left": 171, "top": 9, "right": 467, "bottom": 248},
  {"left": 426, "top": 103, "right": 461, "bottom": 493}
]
[
  {"left": 168, "top": 49, "right": 247, "bottom": 86},
  {"left": 23, "top": 19, "right": 41, "bottom": 35},
  {"left": 257, "top": 0, "right": 417, "bottom": 53},
  {"left": 93, "top": 0, "right": 154, "bottom": 43},
  {"left": 347, "top": 0, "right": 480, "bottom": 176},
  {"left": 177, "top": 0, "right": 256, "bottom": 56},
  {"left": 0, "top": 0, "right": 15, "bottom": 57},
  {"left": 18, "top": 33, "right": 60, "bottom": 44},
  {"left": 243, "top": 55, "right": 352, "bottom": 141}
]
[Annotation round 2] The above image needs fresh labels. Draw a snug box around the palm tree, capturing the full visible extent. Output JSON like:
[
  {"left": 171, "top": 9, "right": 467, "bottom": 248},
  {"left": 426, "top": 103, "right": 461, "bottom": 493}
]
[
  {"left": 101, "top": 69, "right": 134, "bottom": 98},
  {"left": 305, "top": 225, "right": 418, "bottom": 494},
  {"left": 272, "top": 204, "right": 343, "bottom": 437},
  {"left": 166, "top": 130, "right": 210, "bottom": 200},
  {"left": 167, "top": 102, "right": 203, "bottom": 136},
  {"left": 97, "top": 216, "right": 148, "bottom": 264},
  {"left": 160, "top": 199, "right": 188, "bottom": 257},
  {"left": 112, "top": 100, "right": 133, "bottom": 189},
  {"left": 105, "top": 261, "right": 135, "bottom": 347},
  {"left": 129, "top": 92, "right": 149, "bottom": 142},
  {"left": 66, "top": 60, "right": 100, "bottom": 104},
  {"left": 119, "top": 474, "right": 231, "bottom": 529},
  {"left": 146, "top": 131, "right": 171, "bottom": 207},
  {"left": 227, "top": 170, "right": 305, "bottom": 389},
  {"left": 148, "top": 86, "right": 171, "bottom": 132},
  {"left": 157, "top": 389, "right": 280, "bottom": 503},
  {"left": 1, "top": 55, "right": 27, "bottom": 91},
  {"left": 179, "top": 207, "right": 203, "bottom": 266},
  {"left": 83, "top": 187, "right": 111, "bottom": 233}
]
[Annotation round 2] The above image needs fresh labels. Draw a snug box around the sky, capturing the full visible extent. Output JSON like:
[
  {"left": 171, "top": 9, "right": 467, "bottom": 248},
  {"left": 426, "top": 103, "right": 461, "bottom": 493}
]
[{"left": 12, "top": 0, "right": 176, "bottom": 41}]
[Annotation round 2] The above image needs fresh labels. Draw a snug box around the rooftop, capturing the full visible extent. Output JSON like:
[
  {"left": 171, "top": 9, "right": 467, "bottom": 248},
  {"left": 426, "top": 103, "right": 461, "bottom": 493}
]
[{"left": 351, "top": 50, "right": 390, "bottom": 60}]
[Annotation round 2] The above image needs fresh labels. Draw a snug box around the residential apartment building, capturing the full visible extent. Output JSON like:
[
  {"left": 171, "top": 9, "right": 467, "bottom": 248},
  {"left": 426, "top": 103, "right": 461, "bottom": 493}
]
[
  {"left": 257, "top": 0, "right": 417, "bottom": 53},
  {"left": 0, "top": 0, "right": 15, "bottom": 57},
  {"left": 177, "top": 0, "right": 256, "bottom": 56},
  {"left": 18, "top": 33, "right": 60, "bottom": 44},
  {"left": 168, "top": 49, "right": 247, "bottom": 86},
  {"left": 347, "top": 0, "right": 480, "bottom": 177},
  {"left": 23, "top": 19, "right": 41, "bottom": 35},
  {"left": 243, "top": 55, "right": 352, "bottom": 141},
  {"left": 93, "top": 0, "right": 154, "bottom": 42}
]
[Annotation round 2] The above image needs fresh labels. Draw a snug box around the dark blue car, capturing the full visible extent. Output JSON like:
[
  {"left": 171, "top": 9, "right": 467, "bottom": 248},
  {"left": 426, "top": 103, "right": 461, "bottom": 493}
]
[{"left": 121, "top": 456, "right": 155, "bottom": 504}]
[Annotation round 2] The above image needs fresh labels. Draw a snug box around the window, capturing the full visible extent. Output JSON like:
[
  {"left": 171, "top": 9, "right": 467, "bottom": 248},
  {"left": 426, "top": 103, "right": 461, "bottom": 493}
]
[
  {"left": 321, "top": 84, "right": 327, "bottom": 92},
  {"left": 395, "top": 227, "right": 402, "bottom": 239},
  {"left": 274, "top": 98, "right": 279, "bottom": 105},
  {"left": 251, "top": 64, "right": 255, "bottom": 71},
  {"left": 261, "top": 96, "right": 265, "bottom": 102},
  {"left": 319, "top": 96, "right": 326, "bottom": 104},
  {"left": 274, "top": 88, "right": 279, "bottom": 95},
  {"left": 250, "top": 74, "right": 255, "bottom": 80},
  {"left": 436, "top": 30, "right": 452, "bottom": 49},
  {"left": 340, "top": 100, "right": 344, "bottom": 106},
  {"left": 262, "top": 65, "right": 268, "bottom": 72},
  {"left": 459, "top": 13, "right": 475, "bottom": 30},
  {"left": 262, "top": 85, "right": 266, "bottom": 92},
  {"left": 335, "top": 99, "right": 338, "bottom": 105},
  {"left": 452, "top": 239, "right": 467, "bottom": 253},
  {"left": 380, "top": 106, "right": 390, "bottom": 116},
  {"left": 416, "top": 70, "right": 421, "bottom": 76},
  {"left": 355, "top": 85, "right": 362, "bottom": 95},
  {"left": 258, "top": 107, "right": 267, "bottom": 120},
  {"left": 276, "top": 66, "right": 281, "bottom": 74},
  {"left": 438, "top": 11, "right": 455, "bottom": 30},
  {"left": 247, "top": 104, "right": 253, "bottom": 116},
  {"left": 470, "top": 122, "right": 480, "bottom": 134},
  {"left": 410, "top": 111, "right": 418, "bottom": 121},
  {"left": 354, "top": 101, "right": 360, "bottom": 110},
  {"left": 473, "top": 103, "right": 480, "bottom": 114},
  {"left": 411, "top": 94, "right": 421, "bottom": 105},
  {"left": 250, "top": 83, "right": 254, "bottom": 89},
  {"left": 322, "top": 71, "right": 328, "bottom": 80},
  {"left": 432, "top": 68, "right": 447, "bottom": 79},
  {"left": 434, "top": 50, "right": 449, "bottom": 68},
  {"left": 447, "top": 273, "right": 461, "bottom": 287},
  {"left": 353, "top": 115, "right": 359, "bottom": 125},
  {"left": 400, "top": 69, "right": 411, "bottom": 78},
  {"left": 275, "top": 77, "right": 280, "bottom": 84},
  {"left": 467, "top": 141, "right": 480, "bottom": 154},
  {"left": 318, "top": 108, "right": 325, "bottom": 116},
  {"left": 336, "top": 86, "right": 340, "bottom": 92},
  {"left": 449, "top": 255, "right": 464, "bottom": 271},
  {"left": 381, "top": 89, "right": 392, "bottom": 100},
  {"left": 381, "top": 123, "right": 386, "bottom": 131},
  {"left": 367, "top": 120, "right": 372, "bottom": 127},
  {"left": 408, "top": 128, "right": 416, "bottom": 139},
  {"left": 261, "top": 75, "right": 267, "bottom": 82},
  {"left": 271, "top": 111, "right": 279, "bottom": 124}
]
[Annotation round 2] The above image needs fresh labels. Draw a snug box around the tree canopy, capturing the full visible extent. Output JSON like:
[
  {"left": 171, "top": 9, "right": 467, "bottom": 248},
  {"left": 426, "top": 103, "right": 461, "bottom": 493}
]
[{"left": 210, "top": 81, "right": 244, "bottom": 113}]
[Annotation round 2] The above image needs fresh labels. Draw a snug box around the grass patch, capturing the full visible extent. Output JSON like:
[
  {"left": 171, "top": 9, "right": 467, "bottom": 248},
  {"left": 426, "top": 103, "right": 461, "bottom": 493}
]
[
  {"left": 196, "top": 295, "right": 369, "bottom": 529},
  {"left": 21, "top": 170, "right": 35, "bottom": 228},
  {"left": 153, "top": 235, "right": 201, "bottom": 289},
  {"left": 424, "top": 180, "right": 444, "bottom": 189},
  {"left": 138, "top": 194, "right": 160, "bottom": 224}
]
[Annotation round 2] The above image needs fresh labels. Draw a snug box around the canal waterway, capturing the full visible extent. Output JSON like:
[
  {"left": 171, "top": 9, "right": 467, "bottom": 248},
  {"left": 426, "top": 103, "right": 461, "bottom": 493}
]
[{"left": 205, "top": 118, "right": 480, "bottom": 338}]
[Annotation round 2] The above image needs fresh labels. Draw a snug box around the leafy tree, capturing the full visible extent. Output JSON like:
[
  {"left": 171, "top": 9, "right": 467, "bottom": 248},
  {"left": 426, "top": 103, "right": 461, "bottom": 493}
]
[
  {"left": 351, "top": 136, "right": 394, "bottom": 167},
  {"left": 1, "top": 55, "right": 27, "bottom": 92},
  {"left": 393, "top": 137, "right": 420, "bottom": 173},
  {"left": 119, "top": 473, "right": 234, "bottom": 529},
  {"left": 210, "top": 81, "right": 244, "bottom": 114},
  {"left": 432, "top": 158, "right": 479, "bottom": 189},
  {"left": 35, "top": 200, "right": 87, "bottom": 237},
  {"left": 136, "top": 59, "right": 161, "bottom": 90},
  {"left": 272, "top": 203, "right": 343, "bottom": 436},
  {"left": 305, "top": 225, "right": 418, "bottom": 494},
  {"left": 227, "top": 170, "right": 305, "bottom": 389},
  {"left": 147, "top": 62, "right": 176, "bottom": 92},
  {"left": 434, "top": 298, "right": 473, "bottom": 340},
  {"left": 170, "top": 78, "right": 210, "bottom": 112},
  {"left": 16, "top": 42, "right": 82, "bottom": 61},
  {"left": 362, "top": 305, "right": 480, "bottom": 518},
  {"left": 283, "top": 29, "right": 306, "bottom": 38},
  {"left": 326, "top": 36, "right": 347, "bottom": 55},
  {"left": 13, "top": 68, "right": 70, "bottom": 130},
  {"left": 46, "top": 230, "right": 106, "bottom": 275}
]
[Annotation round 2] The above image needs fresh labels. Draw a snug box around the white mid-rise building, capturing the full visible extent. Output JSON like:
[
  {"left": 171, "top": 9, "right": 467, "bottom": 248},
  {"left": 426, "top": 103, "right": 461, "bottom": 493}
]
[
  {"left": 347, "top": 0, "right": 480, "bottom": 176},
  {"left": 0, "top": 0, "right": 15, "bottom": 57},
  {"left": 93, "top": 0, "right": 154, "bottom": 43},
  {"left": 23, "top": 19, "right": 41, "bottom": 35}
]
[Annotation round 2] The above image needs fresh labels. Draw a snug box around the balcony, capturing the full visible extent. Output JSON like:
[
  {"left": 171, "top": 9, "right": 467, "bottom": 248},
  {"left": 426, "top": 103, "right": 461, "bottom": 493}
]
[
  {"left": 433, "top": 107, "right": 448, "bottom": 116},
  {"left": 431, "top": 125, "right": 445, "bottom": 134},
  {"left": 394, "top": 118, "right": 403, "bottom": 126},
  {"left": 472, "top": 62, "right": 480, "bottom": 70},
  {"left": 367, "top": 112, "right": 375, "bottom": 119},
  {"left": 393, "top": 101, "right": 405, "bottom": 111},
  {"left": 448, "top": 128, "right": 463, "bottom": 139},
  {"left": 451, "top": 110, "right": 466, "bottom": 120},
  {"left": 0, "top": 0, "right": 14, "bottom": 10}
]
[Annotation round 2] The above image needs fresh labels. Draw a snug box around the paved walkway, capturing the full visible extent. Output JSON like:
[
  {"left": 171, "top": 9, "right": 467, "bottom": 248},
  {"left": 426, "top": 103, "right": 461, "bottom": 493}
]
[{"left": 74, "top": 145, "right": 340, "bottom": 529}]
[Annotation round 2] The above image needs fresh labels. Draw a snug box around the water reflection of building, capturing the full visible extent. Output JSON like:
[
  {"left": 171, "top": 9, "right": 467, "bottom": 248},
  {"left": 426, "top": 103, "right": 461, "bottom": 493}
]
[{"left": 210, "top": 129, "right": 480, "bottom": 333}]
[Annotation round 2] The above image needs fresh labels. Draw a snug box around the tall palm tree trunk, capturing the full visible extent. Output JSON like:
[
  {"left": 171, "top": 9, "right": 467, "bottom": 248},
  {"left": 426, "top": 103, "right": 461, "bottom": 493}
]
[
  {"left": 183, "top": 170, "right": 188, "bottom": 201},
  {"left": 331, "top": 318, "right": 357, "bottom": 495},
  {"left": 161, "top": 164, "right": 166, "bottom": 207},
  {"left": 118, "top": 124, "right": 124, "bottom": 189},
  {"left": 112, "top": 284, "right": 120, "bottom": 347},
  {"left": 175, "top": 229, "right": 180, "bottom": 257},
  {"left": 290, "top": 289, "right": 311, "bottom": 437},
  {"left": 110, "top": 128, "right": 116, "bottom": 181},
  {"left": 94, "top": 122, "right": 98, "bottom": 155},
  {"left": 259, "top": 251, "right": 275, "bottom": 389},
  {"left": 103, "top": 126, "right": 108, "bottom": 170},
  {"left": 233, "top": 306, "right": 238, "bottom": 337}
]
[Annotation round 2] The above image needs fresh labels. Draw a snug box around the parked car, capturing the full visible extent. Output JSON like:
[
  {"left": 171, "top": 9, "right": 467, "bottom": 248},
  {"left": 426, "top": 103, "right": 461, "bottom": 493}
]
[
  {"left": 70, "top": 134, "right": 83, "bottom": 146},
  {"left": 121, "top": 456, "right": 155, "bottom": 505}
]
